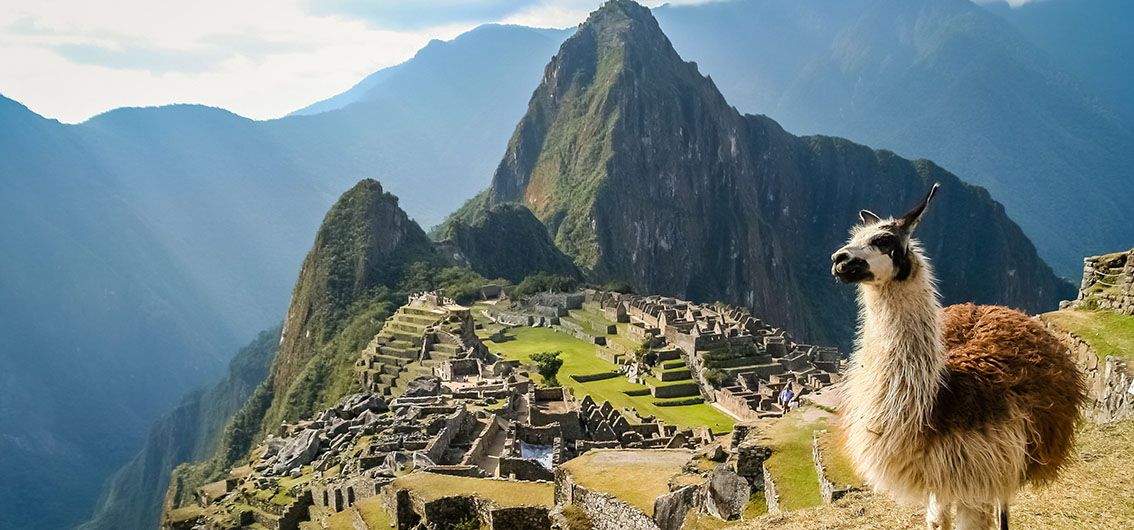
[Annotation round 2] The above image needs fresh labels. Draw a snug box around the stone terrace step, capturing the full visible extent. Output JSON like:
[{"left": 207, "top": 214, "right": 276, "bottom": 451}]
[
  {"left": 399, "top": 314, "right": 443, "bottom": 326},
  {"left": 657, "top": 368, "right": 692, "bottom": 382},
  {"left": 389, "top": 321, "right": 430, "bottom": 334},
  {"left": 660, "top": 360, "right": 687, "bottom": 370},
  {"left": 646, "top": 380, "right": 700, "bottom": 398},
  {"left": 373, "top": 354, "right": 411, "bottom": 367},
  {"left": 401, "top": 306, "right": 446, "bottom": 318},
  {"left": 429, "top": 343, "right": 461, "bottom": 354},
  {"left": 386, "top": 329, "right": 423, "bottom": 344},
  {"left": 380, "top": 346, "right": 419, "bottom": 360}
]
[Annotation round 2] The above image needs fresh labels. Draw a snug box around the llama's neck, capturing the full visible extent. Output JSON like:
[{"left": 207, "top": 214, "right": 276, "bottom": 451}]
[{"left": 850, "top": 254, "right": 945, "bottom": 434}]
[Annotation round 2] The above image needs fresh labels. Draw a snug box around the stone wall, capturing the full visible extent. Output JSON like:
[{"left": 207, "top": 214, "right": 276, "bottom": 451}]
[
  {"left": 811, "top": 430, "right": 857, "bottom": 504},
  {"left": 425, "top": 406, "right": 473, "bottom": 464},
  {"left": 762, "top": 462, "right": 780, "bottom": 514},
  {"left": 1046, "top": 323, "right": 1133, "bottom": 423},
  {"left": 483, "top": 506, "right": 551, "bottom": 530},
  {"left": 461, "top": 415, "right": 506, "bottom": 467},
  {"left": 499, "top": 457, "right": 554, "bottom": 481},
  {"left": 554, "top": 467, "right": 660, "bottom": 530},
  {"left": 385, "top": 481, "right": 551, "bottom": 530},
  {"left": 714, "top": 388, "right": 762, "bottom": 421},
  {"left": 1071, "top": 249, "right": 1134, "bottom": 315}
]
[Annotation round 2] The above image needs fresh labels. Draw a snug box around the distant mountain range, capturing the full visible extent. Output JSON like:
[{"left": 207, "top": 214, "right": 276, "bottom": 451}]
[{"left": 1, "top": 0, "right": 1127, "bottom": 528}]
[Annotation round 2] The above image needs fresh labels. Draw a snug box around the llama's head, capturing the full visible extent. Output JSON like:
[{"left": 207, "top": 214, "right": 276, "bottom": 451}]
[{"left": 831, "top": 183, "right": 939, "bottom": 285}]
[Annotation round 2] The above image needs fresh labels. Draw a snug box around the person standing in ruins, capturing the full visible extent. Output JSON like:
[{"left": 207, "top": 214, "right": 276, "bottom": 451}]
[{"left": 779, "top": 385, "right": 794, "bottom": 412}]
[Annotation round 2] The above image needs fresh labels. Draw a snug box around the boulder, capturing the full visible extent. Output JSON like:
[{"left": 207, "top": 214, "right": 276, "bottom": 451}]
[
  {"left": 694, "top": 442, "right": 727, "bottom": 462},
  {"left": 260, "top": 436, "right": 287, "bottom": 460},
  {"left": 272, "top": 429, "right": 321, "bottom": 474},
  {"left": 336, "top": 393, "right": 388, "bottom": 418},
  {"left": 404, "top": 376, "right": 442, "bottom": 397},
  {"left": 654, "top": 485, "right": 699, "bottom": 530},
  {"left": 705, "top": 464, "right": 749, "bottom": 520},
  {"left": 353, "top": 409, "right": 383, "bottom": 427}
]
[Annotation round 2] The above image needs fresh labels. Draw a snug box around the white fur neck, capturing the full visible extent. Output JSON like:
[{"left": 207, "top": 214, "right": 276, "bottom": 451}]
[{"left": 847, "top": 248, "right": 945, "bottom": 435}]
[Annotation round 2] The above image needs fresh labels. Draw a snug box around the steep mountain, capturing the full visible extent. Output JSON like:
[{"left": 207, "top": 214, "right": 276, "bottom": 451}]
[
  {"left": 437, "top": 202, "right": 581, "bottom": 283},
  {"left": 80, "top": 328, "right": 279, "bottom": 530},
  {"left": 455, "top": 0, "right": 1072, "bottom": 345},
  {"left": 266, "top": 179, "right": 438, "bottom": 428},
  {"left": 154, "top": 179, "right": 490, "bottom": 514},
  {"left": 651, "top": 0, "right": 1133, "bottom": 276}
]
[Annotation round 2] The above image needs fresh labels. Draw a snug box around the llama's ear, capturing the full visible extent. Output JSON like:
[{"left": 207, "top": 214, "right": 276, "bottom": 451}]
[
  {"left": 859, "top": 210, "right": 881, "bottom": 225},
  {"left": 898, "top": 182, "right": 940, "bottom": 233}
]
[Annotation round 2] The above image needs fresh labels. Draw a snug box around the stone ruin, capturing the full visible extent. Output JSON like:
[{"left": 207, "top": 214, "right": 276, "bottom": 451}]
[
  {"left": 487, "top": 288, "right": 844, "bottom": 420},
  {"left": 1063, "top": 248, "right": 1134, "bottom": 315},
  {"left": 1048, "top": 248, "right": 1134, "bottom": 423},
  {"left": 167, "top": 289, "right": 845, "bottom": 530},
  {"left": 355, "top": 291, "right": 482, "bottom": 396}
]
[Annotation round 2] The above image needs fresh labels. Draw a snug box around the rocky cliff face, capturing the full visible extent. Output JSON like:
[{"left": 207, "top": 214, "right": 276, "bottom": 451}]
[
  {"left": 457, "top": 0, "right": 1073, "bottom": 344},
  {"left": 269, "top": 179, "right": 437, "bottom": 426},
  {"left": 438, "top": 202, "right": 581, "bottom": 283}
]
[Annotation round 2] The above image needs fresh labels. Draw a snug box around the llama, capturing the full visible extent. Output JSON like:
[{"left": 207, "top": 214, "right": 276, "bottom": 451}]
[{"left": 830, "top": 183, "right": 1085, "bottom": 529}]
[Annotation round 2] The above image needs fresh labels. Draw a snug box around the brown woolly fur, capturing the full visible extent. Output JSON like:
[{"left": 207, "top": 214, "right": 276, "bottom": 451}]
[{"left": 937, "top": 304, "right": 1085, "bottom": 485}]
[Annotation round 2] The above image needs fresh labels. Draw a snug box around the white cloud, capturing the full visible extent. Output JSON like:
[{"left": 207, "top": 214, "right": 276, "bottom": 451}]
[
  {"left": 0, "top": 0, "right": 472, "bottom": 123},
  {"left": 0, "top": 0, "right": 723, "bottom": 123}
]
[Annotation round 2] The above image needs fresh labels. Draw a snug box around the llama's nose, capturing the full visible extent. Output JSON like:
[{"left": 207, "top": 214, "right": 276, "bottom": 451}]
[{"left": 832, "top": 251, "right": 851, "bottom": 264}]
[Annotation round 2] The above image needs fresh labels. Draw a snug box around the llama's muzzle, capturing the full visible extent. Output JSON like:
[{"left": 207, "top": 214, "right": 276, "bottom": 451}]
[{"left": 831, "top": 251, "right": 871, "bottom": 283}]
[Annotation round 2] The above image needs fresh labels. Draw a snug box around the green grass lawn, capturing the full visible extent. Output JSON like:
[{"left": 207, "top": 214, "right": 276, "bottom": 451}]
[
  {"left": 560, "top": 449, "right": 694, "bottom": 515},
  {"left": 762, "top": 408, "right": 827, "bottom": 511},
  {"left": 1043, "top": 309, "right": 1134, "bottom": 362},
  {"left": 392, "top": 472, "right": 554, "bottom": 507},
  {"left": 484, "top": 325, "right": 733, "bottom": 432}
]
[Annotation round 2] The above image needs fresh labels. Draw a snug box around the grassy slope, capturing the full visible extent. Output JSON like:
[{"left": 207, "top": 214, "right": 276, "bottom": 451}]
[
  {"left": 480, "top": 323, "right": 733, "bottom": 433},
  {"left": 392, "top": 472, "right": 554, "bottom": 507},
  {"left": 1043, "top": 309, "right": 1134, "bottom": 362},
  {"left": 559, "top": 449, "right": 693, "bottom": 515},
  {"left": 761, "top": 408, "right": 827, "bottom": 511},
  {"left": 741, "top": 419, "right": 1134, "bottom": 529}
]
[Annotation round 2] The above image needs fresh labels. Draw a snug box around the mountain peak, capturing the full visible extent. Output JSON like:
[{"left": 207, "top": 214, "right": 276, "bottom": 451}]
[
  {"left": 583, "top": 0, "right": 664, "bottom": 42},
  {"left": 454, "top": 0, "right": 1071, "bottom": 345}
]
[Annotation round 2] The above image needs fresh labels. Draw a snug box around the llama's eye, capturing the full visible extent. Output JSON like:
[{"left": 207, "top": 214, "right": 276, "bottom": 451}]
[{"left": 872, "top": 236, "right": 896, "bottom": 248}]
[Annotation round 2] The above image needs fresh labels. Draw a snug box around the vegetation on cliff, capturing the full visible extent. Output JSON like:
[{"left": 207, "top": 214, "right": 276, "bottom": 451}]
[{"left": 437, "top": 202, "right": 581, "bottom": 283}]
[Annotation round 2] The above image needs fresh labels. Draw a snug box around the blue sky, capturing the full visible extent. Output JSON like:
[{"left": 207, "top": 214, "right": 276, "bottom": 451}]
[{"left": 0, "top": 0, "right": 1040, "bottom": 123}]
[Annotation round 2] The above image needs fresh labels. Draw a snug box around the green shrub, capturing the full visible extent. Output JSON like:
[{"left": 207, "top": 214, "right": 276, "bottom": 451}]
[
  {"left": 654, "top": 397, "right": 706, "bottom": 407},
  {"left": 529, "top": 351, "right": 564, "bottom": 387},
  {"left": 515, "top": 272, "right": 578, "bottom": 297},
  {"left": 702, "top": 368, "right": 729, "bottom": 389}
]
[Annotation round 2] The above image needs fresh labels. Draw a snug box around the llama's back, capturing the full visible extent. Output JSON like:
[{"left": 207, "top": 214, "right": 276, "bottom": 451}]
[{"left": 938, "top": 303, "right": 1086, "bottom": 485}]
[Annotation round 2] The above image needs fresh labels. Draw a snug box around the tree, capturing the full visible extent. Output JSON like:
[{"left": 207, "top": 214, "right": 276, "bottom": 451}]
[{"left": 529, "top": 351, "right": 564, "bottom": 387}]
